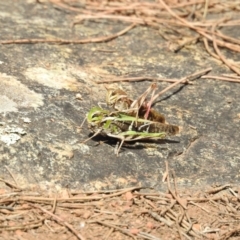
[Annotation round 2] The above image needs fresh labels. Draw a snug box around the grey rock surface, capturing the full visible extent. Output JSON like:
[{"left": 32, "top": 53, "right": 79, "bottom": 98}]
[{"left": 0, "top": 0, "right": 239, "bottom": 191}]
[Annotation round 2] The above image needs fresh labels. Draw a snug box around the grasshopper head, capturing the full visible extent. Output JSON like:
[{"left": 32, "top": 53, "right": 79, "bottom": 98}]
[
  {"left": 105, "top": 86, "right": 132, "bottom": 111},
  {"left": 105, "top": 87, "right": 125, "bottom": 105}
]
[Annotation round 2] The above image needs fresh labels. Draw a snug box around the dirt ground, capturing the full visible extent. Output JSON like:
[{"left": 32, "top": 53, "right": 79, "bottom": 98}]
[
  {"left": 1, "top": 0, "right": 240, "bottom": 239},
  {"left": 1, "top": 171, "right": 240, "bottom": 240}
]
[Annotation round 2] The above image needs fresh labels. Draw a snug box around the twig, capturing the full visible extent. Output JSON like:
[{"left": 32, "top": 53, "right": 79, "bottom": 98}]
[
  {"left": 165, "top": 161, "right": 187, "bottom": 209},
  {"left": 206, "top": 184, "right": 231, "bottom": 194},
  {"left": 202, "top": 0, "right": 209, "bottom": 19},
  {"left": 216, "top": 30, "right": 240, "bottom": 45},
  {"left": 0, "top": 24, "right": 136, "bottom": 45},
  {"left": 218, "top": 227, "right": 240, "bottom": 240},
  {"left": 97, "top": 67, "right": 210, "bottom": 85},
  {"left": 222, "top": 74, "right": 240, "bottom": 79},
  {"left": 148, "top": 211, "right": 174, "bottom": 227},
  {"left": 72, "top": 186, "right": 142, "bottom": 195},
  {"left": 133, "top": 191, "right": 171, "bottom": 198},
  {"left": 188, "top": 201, "right": 210, "bottom": 213},
  {"left": 160, "top": 200, "right": 177, "bottom": 216},
  {"left": 0, "top": 218, "right": 44, "bottom": 231},
  {"left": 94, "top": 209, "right": 121, "bottom": 216},
  {"left": 104, "top": 227, "right": 114, "bottom": 240},
  {"left": 0, "top": 178, "right": 21, "bottom": 190},
  {"left": 4, "top": 166, "right": 19, "bottom": 188},
  {"left": 138, "top": 231, "right": 162, "bottom": 240},
  {"left": 20, "top": 186, "right": 142, "bottom": 202},
  {"left": 201, "top": 75, "right": 240, "bottom": 83},
  {"left": 95, "top": 221, "right": 137, "bottom": 240},
  {"left": 52, "top": 195, "right": 57, "bottom": 213},
  {"left": 184, "top": 211, "right": 194, "bottom": 234},
  {"left": 211, "top": 19, "right": 240, "bottom": 75},
  {"left": 228, "top": 188, "right": 240, "bottom": 200},
  {"left": 96, "top": 76, "right": 191, "bottom": 84},
  {"left": 49, "top": 0, "right": 86, "bottom": 13},
  {"left": 176, "top": 214, "right": 184, "bottom": 240},
  {"left": 29, "top": 203, "right": 86, "bottom": 240},
  {"left": 164, "top": 209, "right": 201, "bottom": 238},
  {"left": 150, "top": 68, "right": 212, "bottom": 103},
  {"left": 202, "top": 37, "right": 221, "bottom": 62}
]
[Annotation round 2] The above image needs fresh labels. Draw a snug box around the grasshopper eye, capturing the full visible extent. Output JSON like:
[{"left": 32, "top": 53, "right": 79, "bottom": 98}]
[{"left": 108, "top": 91, "right": 117, "bottom": 99}]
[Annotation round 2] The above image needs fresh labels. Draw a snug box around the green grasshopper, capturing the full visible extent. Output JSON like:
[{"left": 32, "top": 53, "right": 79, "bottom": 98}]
[{"left": 83, "top": 106, "right": 179, "bottom": 155}]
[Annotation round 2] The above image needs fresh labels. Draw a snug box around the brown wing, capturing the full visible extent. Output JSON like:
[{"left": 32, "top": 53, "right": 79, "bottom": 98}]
[{"left": 138, "top": 122, "right": 179, "bottom": 136}]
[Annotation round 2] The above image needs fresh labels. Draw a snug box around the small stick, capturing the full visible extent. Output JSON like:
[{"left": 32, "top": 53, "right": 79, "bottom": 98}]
[
  {"left": 73, "top": 186, "right": 142, "bottom": 195},
  {"left": 228, "top": 188, "right": 240, "bottom": 199},
  {"left": 0, "top": 219, "right": 44, "bottom": 231},
  {"left": 0, "top": 177, "right": 21, "bottom": 190},
  {"left": 188, "top": 201, "right": 210, "bottom": 213},
  {"left": 176, "top": 214, "right": 184, "bottom": 240},
  {"left": 104, "top": 227, "right": 114, "bottom": 240},
  {"left": 29, "top": 203, "right": 86, "bottom": 240},
  {"left": 150, "top": 68, "right": 212, "bottom": 104},
  {"left": 202, "top": 0, "right": 209, "bottom": 19},
  {"left": 211, "top": 20, "right": 240, "bottom": 75},
  {"left": 218, "top": 226, "right": 240, "bottom": 240},
  {"left": 160, "top": 200, "right": 177, "bottom": 216},
  {"left": 138, "top": 231, "right": 162, "bottom": 240},
  {"left": 134, "top": 192, "right": 172, "bottom": 198},
  {"left": 0, "top": 24, "right": 136, "bottom": 45},
  {"left": 96, "top": 76, "right": 191, "bottom": 84},
  {"left": 148, "top": 211, "right": 174, "bottom": 227},
  {"left": 184, "top": 211, "right": 194, "bottom": 234},
  {"left": 165, "top": 161, "right": 187, "bottom": 209},
  {"left": 5, "top": 166, "right": 19, "bottom": 188},
  {"left": 202, "top": 38, "right": 221, "bottom": 62},
  {"left": 205, "top": 184, "right": 231, "bottom": 194},
  {"left": 20, "top": 186, "right": 142, "bottom": 202},
  {"left": 201, "top": 75, "right": 240, "bottom": 83},
  {"left": 52, "top": 195, "right": 57, "bottom": 213},
  {"left": 216, "top": 30, "right": 240, "bottom": 45},
  {"left": 165, "top": 210, "right": 200, "bottom": 237},
  {"left": 222, "top": 74, "right": 240, "bottom": 79},
  {"left": 95, "top": 221, "right": 137, "bottom": 240}
]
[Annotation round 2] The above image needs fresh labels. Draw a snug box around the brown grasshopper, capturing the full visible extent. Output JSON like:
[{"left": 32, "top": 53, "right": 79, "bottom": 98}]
[{"left": 105, "top": 84, "right": 166, "bottom": 123}]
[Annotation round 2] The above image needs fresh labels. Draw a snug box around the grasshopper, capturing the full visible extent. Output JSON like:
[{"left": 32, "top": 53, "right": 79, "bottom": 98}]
[
  {"left": 83, "top": 106, "right": 179, "bottom": 155},
  {"left": 105, "top": 84, "right": 166, "bottom": 123}
]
